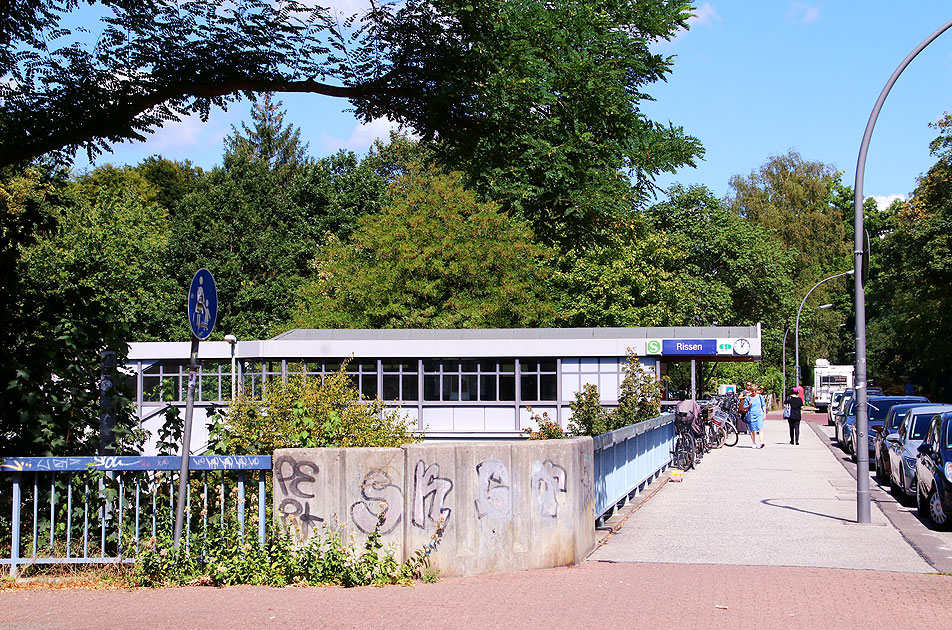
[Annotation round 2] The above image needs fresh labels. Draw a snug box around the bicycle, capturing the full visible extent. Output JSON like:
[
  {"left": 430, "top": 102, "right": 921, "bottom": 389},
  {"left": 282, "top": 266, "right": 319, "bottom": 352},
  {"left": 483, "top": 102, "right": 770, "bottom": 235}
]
[
  {"left": 672, "top": 411, "right": 697, "bottom": 471},
  {"left": 710, "top": 395, "right": 741, "bottom": 447}
]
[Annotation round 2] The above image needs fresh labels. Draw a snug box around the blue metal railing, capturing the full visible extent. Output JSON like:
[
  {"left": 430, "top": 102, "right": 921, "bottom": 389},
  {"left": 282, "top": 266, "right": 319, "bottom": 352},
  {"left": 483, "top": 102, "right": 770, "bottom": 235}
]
[
  {"left": 592, "top": 413, "right": 675, "bottom": 521},
  {"left": 0, "top": 455, "right": 271, "bottom": 577}
]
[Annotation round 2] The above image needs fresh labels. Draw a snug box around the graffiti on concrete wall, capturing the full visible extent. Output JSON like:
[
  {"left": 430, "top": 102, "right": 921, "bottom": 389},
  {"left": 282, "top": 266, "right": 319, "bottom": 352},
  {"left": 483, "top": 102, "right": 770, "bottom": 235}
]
[
  {"left": 274, "top": 456, "right": 323, "bottom": 538},
  {"left": 411, "top": 461, "right": 453, "bottom": 528},
  {"left": 350, "top": 469, "right": 403, "bottom": 534},
  {"left": 531, "top": 459, "right": 567, "bottom": 518},
  {"left": 474, "top": 458, "right": 511, "bottom": 519}
]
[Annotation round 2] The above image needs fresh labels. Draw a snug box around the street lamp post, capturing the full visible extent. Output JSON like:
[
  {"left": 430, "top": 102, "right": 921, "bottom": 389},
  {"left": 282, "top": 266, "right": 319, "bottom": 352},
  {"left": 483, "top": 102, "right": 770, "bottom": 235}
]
[
  {"left": 852, "top": 18, "right": 952, "bottom": 524},
  {"left": 796, "top": 273, "right": 852, "bottom": 390},
  {"left": 224, "top": 335, "right": 238, "bottom": 399}
]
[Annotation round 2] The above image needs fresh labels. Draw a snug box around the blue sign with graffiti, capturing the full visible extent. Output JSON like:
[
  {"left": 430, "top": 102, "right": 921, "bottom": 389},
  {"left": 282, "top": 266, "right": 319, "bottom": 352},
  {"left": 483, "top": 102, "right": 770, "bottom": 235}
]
[{"left": 661, "top": 339, "right": 717, "bottom": 355}]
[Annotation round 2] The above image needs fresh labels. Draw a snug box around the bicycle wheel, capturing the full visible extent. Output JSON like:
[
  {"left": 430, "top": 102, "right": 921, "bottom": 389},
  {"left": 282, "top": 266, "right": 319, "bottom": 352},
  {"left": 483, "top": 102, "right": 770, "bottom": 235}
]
[
  {"left": 673, "top": 434, "right": 693, "bottom": 471},
  {"left": 723, "top": 422, "right": 739, "bottom": 447},
  {"left": 709, "top": 424, "right": 727, "bottom": 449}
]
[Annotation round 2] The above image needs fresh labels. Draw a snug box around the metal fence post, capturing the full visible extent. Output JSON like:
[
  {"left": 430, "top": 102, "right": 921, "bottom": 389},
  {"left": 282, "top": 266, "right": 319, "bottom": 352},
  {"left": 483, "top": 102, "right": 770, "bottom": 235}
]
[{"left": 10, "top": 473, "right": 20, "bottom": 577}]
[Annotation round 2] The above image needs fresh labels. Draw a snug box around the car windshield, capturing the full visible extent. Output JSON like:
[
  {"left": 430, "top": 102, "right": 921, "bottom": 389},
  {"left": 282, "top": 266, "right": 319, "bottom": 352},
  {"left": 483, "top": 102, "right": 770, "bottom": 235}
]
[
  {"left": 887, "top": 410, "right": 907, "bottom": 432},
  {"left": 910, "top": 414, "right": 934, "bottom": 440},
  {"left": 869, "top": 401, "right": 904, "bottom": 422},
  {"left": 945, "top": 418, "right": 952, "bottom": 450}
]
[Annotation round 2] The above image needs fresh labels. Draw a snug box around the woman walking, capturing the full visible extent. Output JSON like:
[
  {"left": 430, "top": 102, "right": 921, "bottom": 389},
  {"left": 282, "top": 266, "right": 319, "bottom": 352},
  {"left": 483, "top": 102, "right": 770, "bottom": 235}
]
[
  {"left": 741, "top": 383, "right": 767, "bottom": 448},
  {"left": 785, "top": 388, "right": 804, "bottom": 445}
]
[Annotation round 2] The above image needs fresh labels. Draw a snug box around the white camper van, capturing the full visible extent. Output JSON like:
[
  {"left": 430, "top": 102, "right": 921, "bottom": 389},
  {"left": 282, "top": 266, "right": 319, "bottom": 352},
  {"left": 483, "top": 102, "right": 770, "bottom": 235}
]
[{"left": 812, "top": 359, "right": 854, "bottom": 413}]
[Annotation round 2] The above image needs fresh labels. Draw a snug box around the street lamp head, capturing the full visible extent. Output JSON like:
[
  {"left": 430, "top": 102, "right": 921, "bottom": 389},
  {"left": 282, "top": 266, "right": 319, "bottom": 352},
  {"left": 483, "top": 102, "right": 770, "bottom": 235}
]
[
  {"left": 224, "top": 334, "right": 237, "bottom": 345},
  {"left": 846, "top": 269, "right": 855, "bottom": 275},
  {"left": 817, "top": 303, "right": 833, "bottom": 309}
]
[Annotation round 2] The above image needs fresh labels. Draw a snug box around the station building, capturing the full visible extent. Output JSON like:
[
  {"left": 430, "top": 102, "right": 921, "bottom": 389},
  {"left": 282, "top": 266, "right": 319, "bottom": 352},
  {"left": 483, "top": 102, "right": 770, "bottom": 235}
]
[{"left": 127, "top": 325, "right": 761, "bottom": 449}]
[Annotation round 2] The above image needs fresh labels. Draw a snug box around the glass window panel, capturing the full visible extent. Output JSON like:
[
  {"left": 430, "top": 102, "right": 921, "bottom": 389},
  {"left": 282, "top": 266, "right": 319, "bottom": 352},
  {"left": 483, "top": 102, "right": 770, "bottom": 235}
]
[
  {"left": 324, "top": 358, "right": 345, "bottom": 372},
  {"left": 286, "top": 361, "right": 306, "bottom": 374},
  {"left": 143, "top": 376, "right": 161, "bottom": 402},
  {"left": 143, "top": 362, "right": 161, "bottom": 375},
  {"left": 383, "top": 375, "right": 400, "bottom": 400},
  {"left": 443, "top": 375, "right": 459, "bottom": 401},
  {"left": 401, "top": 361, "right": 416, "bottom": 372},
  {"left": 580, "top": 358, "right": 599, "bottom": 372},
  {"left": 480, "top": 375, "right": 497, "bottom": 401},
  {"left": 382, "top": 362, "right": 400, "bottom": 372},
  {"left": 424, "top": 375, "right": 440, "bottom": 400},
  {"left": 442, "top": 360, "right": 461, "bottom": 373},
  {"left": 347, "top": 374, "right": 360, "bottom": 392},
  {"left": 521, "top": 374, "right": 538, "bottom": 400},
  {"left": 461, "top": 375, "right": 477, "bottom": 401},
  {"left": 460, "top": 360, "right": 479, "bottom": 372},
  {"left": 160, "top": 376, "right": 180, "bottom": 402},
  {"left": 423, "top": 360, "right": 440, "bottom": 373},
  {"left": 199, "top": 375, "right": 219, "bottom": 402},
  {"left": 540, "top": 360, "right": 557, "bottom": 372},
  {"left": 360, "top": 360, "right": 376, "bottom": 373},
  {"left": 520, "top": 360, "right": 538, "bottom": 373},
  {"left": 402, "top": 375, "right": 419, "bottom": 401},
  {"left": 307, "top": 362, "right": 322, "bottom": 372},
  {"left": 221, "top": 375, "right": 233, "bottom": 400},
  {"left": 500, "top": 361, "right": 515, "bottom": 373},
  {"left": 361, "top": 374, "right": 378, "bottom": 399},
  {"left": 540, "top": 374, "right": 557, "bottom": 400},
  {"left": 499, "top": 375, "right": 515, "bottom": 401},
  {"left": 479, "top": 360, "right": 496, "bottom": 372},
  {"left": 562, "top": 358, "right": 580, "bottom": 373},
  {"left": 600, "top": 358, "right": 620, "bottom": 369}
]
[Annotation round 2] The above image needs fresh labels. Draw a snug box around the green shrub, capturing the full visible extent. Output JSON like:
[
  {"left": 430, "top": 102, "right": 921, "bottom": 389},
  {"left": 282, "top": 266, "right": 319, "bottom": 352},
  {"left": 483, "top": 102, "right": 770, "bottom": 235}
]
[{"left": 208, "top": 360, "right": 420, "bottom": 454}]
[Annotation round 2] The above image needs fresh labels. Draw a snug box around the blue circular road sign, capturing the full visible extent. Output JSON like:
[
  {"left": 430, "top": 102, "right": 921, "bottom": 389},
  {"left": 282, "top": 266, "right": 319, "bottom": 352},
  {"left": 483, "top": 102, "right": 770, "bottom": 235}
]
[{"left": 187, "top": 268, "right": 218, "bottom": 340}]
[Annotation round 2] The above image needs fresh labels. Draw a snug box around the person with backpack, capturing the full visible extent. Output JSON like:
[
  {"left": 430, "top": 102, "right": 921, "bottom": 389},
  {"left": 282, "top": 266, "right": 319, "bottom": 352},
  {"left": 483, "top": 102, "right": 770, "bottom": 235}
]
[
  {"left": 783, "top": 388, "right": 804, "bottom": 445},
  {"left": 740, "top": 382, "right": 767, "bottom": 448}
]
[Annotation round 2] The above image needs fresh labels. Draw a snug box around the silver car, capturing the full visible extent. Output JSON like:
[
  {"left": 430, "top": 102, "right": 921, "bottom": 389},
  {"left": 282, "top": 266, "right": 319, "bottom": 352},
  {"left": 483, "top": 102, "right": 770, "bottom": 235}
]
[{"left": 888, "top": 405, "right": 952, "bottom": 503}]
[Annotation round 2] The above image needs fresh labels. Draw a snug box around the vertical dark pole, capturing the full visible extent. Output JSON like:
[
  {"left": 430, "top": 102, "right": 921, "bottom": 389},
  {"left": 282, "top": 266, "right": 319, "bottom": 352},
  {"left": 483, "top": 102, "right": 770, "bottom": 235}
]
[
  {"left": 852, "top": 18, "right": 952, "bottom": 524},
  {"left": 99, "top": 351, "right": 117, "bottom": 455},
  {"left": 173, "top": 337, "right": 199, "bottom": 550}
]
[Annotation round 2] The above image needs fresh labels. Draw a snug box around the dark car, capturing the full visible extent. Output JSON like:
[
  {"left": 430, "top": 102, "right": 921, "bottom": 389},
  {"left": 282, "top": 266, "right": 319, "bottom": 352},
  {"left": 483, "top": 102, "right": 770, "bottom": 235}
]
[
  {"left": 875, "top": 403, "right": 931, "bottom": 482},
  {"left": 833, "top": 387, "right": 884, "bottom": 447},
  {"left": 849, "top": 396, "right": 930, "bottom": 461},
  {"left": 889, "top": 405, "right": 952, "bottom": 503},
  {"left": 915, "top": 411, "right": 952, "bottom": 529}
]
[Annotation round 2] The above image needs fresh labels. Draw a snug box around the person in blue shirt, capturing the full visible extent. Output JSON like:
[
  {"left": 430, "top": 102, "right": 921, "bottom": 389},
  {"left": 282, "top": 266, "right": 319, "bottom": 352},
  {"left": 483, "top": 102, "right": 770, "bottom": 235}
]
[{"left": 740, "top": 383, "right": 767, "bottom": 448}]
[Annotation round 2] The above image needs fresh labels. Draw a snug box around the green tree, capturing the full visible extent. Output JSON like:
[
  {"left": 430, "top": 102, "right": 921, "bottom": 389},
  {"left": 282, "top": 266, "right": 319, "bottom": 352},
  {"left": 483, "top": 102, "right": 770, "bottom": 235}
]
[
  {"left": 3, "top": 0, "right": 701, "bottom": 246},
  {"left": 223, "top": 93, "right": 309, "bottom": 185},
  {"left": 0, "top": 168, "right": 169, "bottom": 454},
  {"left": 290, "top": 166, "right": 557, "bottom": 330},
  {"left": 867, "top": 113, "right": 952, "bottom": 398}
]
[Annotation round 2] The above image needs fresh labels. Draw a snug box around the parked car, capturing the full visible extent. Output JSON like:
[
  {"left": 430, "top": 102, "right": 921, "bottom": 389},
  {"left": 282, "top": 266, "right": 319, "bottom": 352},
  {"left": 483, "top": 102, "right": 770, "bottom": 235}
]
[
  {"left": 915, "top": 411, "right": 952, "bottom": 529},
  {"left": 849, "top": 396, "right": 930, "bottom": 461},
  {"left": 888, "top": 405, "right": 952, "bottom": 503},
  {"left": 827, "top": 390, "right": 845, "bottom": 426},
  {"left": 874, "top": 403, "right": 932, "bottom": 483},
  {"left": 833, "top": 387, "right": 885, "bottom": 448}
]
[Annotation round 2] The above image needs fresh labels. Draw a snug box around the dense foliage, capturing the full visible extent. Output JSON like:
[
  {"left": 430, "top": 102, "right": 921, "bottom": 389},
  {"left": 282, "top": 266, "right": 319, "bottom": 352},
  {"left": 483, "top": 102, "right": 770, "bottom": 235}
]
[
  {"left": 211, "top": 365, "right": 420, "bottom": 454},
  {"left": 7, "top": 0, "right": 952, "bottom": 454}
]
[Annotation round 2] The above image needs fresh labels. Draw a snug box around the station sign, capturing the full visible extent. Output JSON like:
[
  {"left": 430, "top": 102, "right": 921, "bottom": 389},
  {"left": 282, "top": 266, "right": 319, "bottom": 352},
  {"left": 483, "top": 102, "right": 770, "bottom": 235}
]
[{"left": 662, "top": 339, "right": 717, "bottom": 355}]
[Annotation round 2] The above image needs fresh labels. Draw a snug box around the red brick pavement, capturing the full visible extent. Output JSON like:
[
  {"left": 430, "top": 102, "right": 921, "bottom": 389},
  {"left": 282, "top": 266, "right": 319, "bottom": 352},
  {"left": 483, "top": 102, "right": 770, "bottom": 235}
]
[{"left": 2, "top": 562, "right": 950, "bottom": 630}]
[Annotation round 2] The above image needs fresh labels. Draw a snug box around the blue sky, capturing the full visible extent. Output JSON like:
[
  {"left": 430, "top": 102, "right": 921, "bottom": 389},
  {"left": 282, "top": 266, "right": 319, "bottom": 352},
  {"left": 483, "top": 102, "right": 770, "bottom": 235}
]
[{"left": 75, "top": 2, "right": 952, "bottom": 208}]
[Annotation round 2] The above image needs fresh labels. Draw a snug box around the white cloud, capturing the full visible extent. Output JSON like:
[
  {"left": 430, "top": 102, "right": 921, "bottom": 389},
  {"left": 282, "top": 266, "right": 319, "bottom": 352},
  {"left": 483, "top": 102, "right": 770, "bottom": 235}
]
[
  {"left": 871, "top": 194, "right": 905, "bottom": 211},
  {"left": 689, "top": 3, "right": 721, "bottom": 28},
  {"left": 148, "top": 114, "right": 222, "bottom": 150},
  {"left": 321, "top": 117, "right": 413, "bottom": 152},
  {"left": 789, "top": 2, "right": 820, "bottom": 25}
]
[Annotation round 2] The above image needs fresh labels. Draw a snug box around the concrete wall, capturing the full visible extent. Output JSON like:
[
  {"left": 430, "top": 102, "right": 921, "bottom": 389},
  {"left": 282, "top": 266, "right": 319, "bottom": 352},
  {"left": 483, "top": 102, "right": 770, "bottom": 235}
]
[{"left": 273, "top": 438, "right": 595, "bottom": 577}]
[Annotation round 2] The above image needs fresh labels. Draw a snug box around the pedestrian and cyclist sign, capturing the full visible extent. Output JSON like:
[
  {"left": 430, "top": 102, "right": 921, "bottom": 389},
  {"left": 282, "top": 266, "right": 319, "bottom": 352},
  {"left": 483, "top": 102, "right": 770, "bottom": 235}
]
[{"left": 187, "top": 268, "right": 217, "bottom": 340}]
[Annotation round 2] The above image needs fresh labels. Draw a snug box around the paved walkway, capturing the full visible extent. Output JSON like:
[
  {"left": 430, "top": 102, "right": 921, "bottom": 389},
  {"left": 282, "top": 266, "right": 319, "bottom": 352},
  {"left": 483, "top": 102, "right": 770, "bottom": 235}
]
[{"left": 590, "top": 417, "right": 933, "bottom": 571}]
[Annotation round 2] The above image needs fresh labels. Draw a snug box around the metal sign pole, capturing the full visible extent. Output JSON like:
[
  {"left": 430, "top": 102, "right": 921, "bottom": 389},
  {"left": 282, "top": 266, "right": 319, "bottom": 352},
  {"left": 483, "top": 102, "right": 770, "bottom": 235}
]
[
  {"left": 173, "top": 268, "right": 218, "bottom": 550},
  {"left": 173, "top": 338, "right": 199, "bottom": 550}
]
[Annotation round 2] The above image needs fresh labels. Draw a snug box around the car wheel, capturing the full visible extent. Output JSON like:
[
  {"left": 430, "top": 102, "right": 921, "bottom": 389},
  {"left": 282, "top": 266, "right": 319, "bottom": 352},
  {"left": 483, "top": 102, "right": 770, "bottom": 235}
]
[
  {"left": 928, "top": 488, "right": 951, "bottom": 530},
  {"left": 874, "top": 454, "right": 884, "bottom": 482}
]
